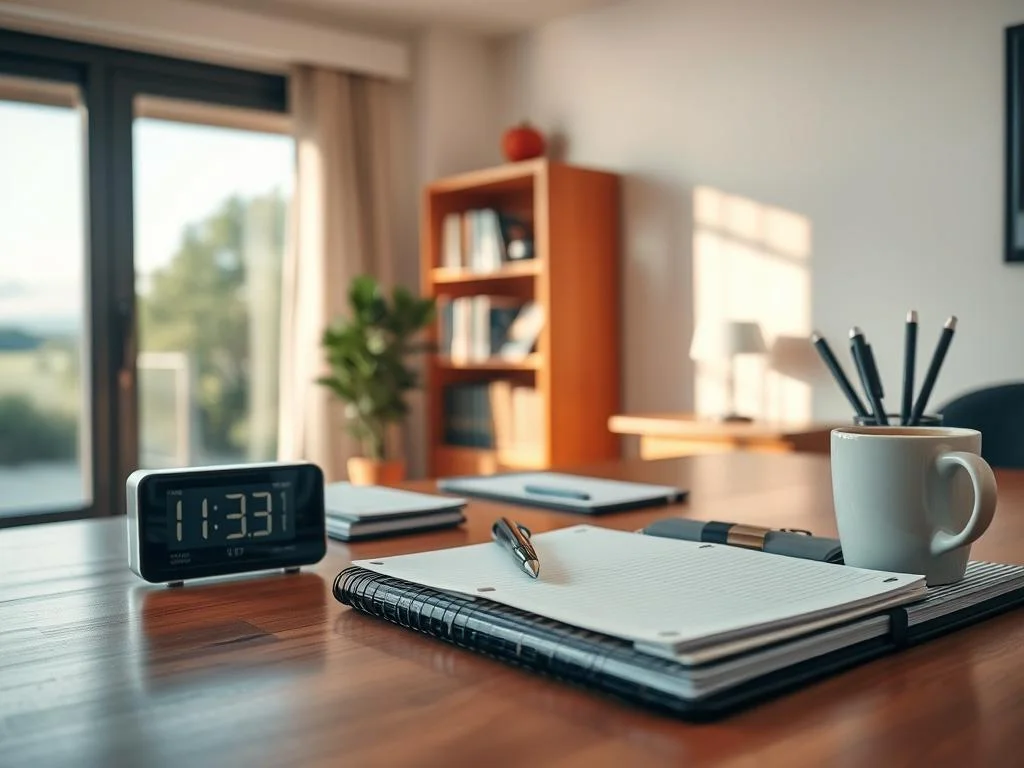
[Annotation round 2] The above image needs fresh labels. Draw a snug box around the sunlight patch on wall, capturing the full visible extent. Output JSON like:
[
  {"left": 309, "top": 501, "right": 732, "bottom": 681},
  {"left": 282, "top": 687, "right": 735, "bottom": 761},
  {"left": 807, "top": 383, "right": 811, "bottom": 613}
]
[{"left": 692, "top": 186, "right": 815, "bottom": 422}]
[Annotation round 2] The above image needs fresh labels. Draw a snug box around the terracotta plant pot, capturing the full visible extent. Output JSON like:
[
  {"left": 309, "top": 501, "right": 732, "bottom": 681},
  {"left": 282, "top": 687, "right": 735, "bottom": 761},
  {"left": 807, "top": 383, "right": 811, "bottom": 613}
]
[{"left": 346, "top": 456, "right": 406, "bottom": 486}]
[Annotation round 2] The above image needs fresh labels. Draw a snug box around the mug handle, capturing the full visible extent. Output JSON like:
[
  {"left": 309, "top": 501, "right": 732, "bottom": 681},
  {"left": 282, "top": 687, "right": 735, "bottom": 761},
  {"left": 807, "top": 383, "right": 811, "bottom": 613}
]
[{"left": 930, "top": 451, "right": 998, "bottom": 557}]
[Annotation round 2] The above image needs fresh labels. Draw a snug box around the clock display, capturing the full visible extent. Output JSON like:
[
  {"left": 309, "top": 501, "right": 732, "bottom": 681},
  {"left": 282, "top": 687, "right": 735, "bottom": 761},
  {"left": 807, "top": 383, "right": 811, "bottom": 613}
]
[
  {"left": 168, "top": 483, "right": 296, "bottom": 550},
  {"left": 128, "top": 461, "right": 325, "bottom": 584}
]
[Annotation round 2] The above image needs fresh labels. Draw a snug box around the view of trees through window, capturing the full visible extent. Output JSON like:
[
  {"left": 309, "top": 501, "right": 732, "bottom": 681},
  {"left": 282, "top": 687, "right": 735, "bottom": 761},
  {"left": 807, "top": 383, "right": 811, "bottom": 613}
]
[
  {"left": 137, "top": 190, "right": 289, "bottom": 466},
  {"left": 134, "top": 116, "right": 294, "bottom": 471}
]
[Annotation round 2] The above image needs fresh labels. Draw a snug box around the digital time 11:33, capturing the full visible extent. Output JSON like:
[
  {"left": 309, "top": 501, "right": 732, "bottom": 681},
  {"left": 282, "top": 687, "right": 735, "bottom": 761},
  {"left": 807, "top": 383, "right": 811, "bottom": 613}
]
[{"left": 168, "top": 485, "right": 295, "bottom": 549}]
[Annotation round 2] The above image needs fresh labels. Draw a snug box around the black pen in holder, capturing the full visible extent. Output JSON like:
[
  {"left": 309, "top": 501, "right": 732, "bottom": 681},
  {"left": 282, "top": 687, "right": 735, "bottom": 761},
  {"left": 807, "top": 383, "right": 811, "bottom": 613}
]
[
  {"left": 813, "top": 313, "right": 957, "bottom": 429},
  {"left": 853, "top": 413, "right": 943, "bottom": 427}
]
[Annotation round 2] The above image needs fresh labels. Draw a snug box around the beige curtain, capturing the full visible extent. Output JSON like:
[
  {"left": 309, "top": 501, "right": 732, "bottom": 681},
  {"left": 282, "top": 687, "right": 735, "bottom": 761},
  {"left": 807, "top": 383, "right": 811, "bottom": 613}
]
[{"left": 277, "top": 65, "right": 396, "bottom": 481}]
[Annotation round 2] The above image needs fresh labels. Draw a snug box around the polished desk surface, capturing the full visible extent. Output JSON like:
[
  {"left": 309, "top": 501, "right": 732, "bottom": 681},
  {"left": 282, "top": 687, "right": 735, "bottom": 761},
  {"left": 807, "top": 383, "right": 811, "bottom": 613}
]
[{"left": 3, "top": 452, "right": 1024, "bottom": 768}]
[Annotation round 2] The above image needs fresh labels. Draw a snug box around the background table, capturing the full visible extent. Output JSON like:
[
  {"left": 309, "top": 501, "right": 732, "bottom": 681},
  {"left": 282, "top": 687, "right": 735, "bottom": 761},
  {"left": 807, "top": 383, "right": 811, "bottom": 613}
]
[
  {"left": 3, "top": 452, "right": 1024, "bottom": 768},
  {"left": 607, "top": 412, "right": 840, "bottom": 459}
]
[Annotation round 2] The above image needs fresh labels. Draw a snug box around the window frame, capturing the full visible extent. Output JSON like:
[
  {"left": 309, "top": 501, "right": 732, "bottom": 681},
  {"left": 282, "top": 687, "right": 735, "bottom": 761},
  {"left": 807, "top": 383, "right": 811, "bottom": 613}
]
[
  {"left": 0, "top": 27, "right": 288, "bottom": 528},
  {"left": 1007, "top": 23, "right": 1024, "bottom": 262}
]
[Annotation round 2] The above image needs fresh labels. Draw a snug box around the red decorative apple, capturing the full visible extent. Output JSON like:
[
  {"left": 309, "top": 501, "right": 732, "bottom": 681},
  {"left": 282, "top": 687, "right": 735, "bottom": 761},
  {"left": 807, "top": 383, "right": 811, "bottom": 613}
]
[{"left": 502, "top": 122, "right": 546, "bottom": 162}]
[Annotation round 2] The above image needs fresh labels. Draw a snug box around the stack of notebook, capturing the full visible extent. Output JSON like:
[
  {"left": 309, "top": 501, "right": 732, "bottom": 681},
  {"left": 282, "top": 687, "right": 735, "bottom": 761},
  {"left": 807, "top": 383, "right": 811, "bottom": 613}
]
[
  {"left": 332, "top": 525, "right": 1024, "bottom": 718},
  {"left": 324, "top": 483, "right": 466, "bottom": 541}
]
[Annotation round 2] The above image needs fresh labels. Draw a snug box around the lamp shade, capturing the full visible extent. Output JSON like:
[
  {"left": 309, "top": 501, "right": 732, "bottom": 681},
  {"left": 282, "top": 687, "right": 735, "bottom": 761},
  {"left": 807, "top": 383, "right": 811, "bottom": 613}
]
[
  {"left": 769, "top": 334, "right": 821, "bottom": 381},
  {"left": 690, "top": 320, "right": 768, "bottom": 361}
]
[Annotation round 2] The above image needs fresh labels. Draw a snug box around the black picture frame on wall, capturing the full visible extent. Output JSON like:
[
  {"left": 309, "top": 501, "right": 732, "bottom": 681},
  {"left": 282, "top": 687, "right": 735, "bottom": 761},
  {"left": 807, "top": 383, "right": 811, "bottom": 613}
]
[{"left": 1006, "top": 23, "right": 1024, "bottom": 262}]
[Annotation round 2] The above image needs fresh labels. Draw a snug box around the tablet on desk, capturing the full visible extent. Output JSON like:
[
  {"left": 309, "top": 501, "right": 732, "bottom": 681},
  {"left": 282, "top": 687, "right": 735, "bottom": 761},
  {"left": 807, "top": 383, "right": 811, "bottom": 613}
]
[{"left": 436, "top": 471, "right": 687, "bottom": 514}]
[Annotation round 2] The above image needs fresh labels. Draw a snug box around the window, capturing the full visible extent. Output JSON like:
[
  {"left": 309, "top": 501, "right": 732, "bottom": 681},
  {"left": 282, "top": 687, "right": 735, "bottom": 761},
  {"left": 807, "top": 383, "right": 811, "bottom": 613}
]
[
  {"left": 133, "top": 102, "right": 293, "bottom": 469},
  {"left": 0, "top": 78, "right": 90, "bottom": 516},
  {"left": 0, "top": 29, "right": 290, "bottom": 526}
]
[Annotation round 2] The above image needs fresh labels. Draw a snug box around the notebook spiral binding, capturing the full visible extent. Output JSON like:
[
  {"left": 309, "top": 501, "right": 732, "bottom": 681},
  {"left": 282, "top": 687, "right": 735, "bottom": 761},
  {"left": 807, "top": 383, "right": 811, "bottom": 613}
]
[
  {"left": 332, "top": 562, "right": 1024, "bottom": 720},
  {"left": 333, "top": 566, "right": 705, "bottom": 717}
]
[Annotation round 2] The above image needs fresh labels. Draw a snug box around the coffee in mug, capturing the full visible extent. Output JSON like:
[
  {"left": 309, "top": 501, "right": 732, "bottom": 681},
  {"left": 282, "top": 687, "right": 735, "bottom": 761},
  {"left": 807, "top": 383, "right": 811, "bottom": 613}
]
[{"left": 831, "top": 426, "right": 997, "bottom": 586}]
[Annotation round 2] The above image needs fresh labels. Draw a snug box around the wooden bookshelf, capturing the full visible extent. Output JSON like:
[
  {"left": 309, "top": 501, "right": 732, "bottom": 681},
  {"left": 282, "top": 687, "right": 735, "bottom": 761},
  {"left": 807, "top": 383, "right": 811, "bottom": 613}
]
[
  {"left": 436, "top": 355, "right": 542, "bottom": 371},
  {"left": 431, "top": 261, "right": 541, "bottom": 285},
  {"left": 421, "top": 159, "right": 622, "bottom": 477}
]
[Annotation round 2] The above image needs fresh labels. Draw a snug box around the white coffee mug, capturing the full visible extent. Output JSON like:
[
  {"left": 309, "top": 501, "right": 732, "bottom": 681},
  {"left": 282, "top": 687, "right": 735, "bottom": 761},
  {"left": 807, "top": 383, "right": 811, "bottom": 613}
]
[{"left": 831, "top": 426, "right": 997, "bottom": 586}]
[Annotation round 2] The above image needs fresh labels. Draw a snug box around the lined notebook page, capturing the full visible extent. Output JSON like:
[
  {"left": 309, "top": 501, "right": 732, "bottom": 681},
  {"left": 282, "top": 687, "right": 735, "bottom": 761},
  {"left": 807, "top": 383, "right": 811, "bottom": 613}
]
[
  {"left": 353, "top": 525, "right": 925, "bottom": 653},
  {"left": 325, "top": 483, "right": 465, "bottom": 520}
]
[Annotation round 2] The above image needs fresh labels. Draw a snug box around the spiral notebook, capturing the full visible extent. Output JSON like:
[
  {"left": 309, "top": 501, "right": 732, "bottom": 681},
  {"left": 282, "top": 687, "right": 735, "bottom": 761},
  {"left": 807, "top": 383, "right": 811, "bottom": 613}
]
[{"left": 333, "top": 526, "right": 1024, "bottom": 718}]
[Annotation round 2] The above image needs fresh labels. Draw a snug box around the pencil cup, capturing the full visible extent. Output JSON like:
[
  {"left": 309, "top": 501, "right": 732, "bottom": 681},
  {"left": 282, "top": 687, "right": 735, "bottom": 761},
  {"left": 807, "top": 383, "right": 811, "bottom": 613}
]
[
  {"left": 853, "top": 413, "right": 942, "bottom": 427},
  {"left": 831, "top": 426, "right": 997, "bottom": 586}
]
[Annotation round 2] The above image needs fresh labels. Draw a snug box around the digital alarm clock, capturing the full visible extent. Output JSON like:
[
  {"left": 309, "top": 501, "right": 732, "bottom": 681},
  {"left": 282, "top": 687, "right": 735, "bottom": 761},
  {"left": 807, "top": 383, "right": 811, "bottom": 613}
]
[{"left": 127, "top": 461, "right": 326, "bottom": 585}]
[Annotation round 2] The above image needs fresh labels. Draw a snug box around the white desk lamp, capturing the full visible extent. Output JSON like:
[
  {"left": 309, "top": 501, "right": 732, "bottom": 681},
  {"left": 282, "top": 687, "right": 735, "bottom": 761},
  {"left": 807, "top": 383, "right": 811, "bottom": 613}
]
[{"left": 690, "top": 320, "right": 767, "bottom": 422}]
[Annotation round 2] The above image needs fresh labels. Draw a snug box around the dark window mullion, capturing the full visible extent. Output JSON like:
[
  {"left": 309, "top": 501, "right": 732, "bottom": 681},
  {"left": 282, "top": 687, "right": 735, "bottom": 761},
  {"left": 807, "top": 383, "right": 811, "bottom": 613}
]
[
  {"left": 108, "top": 69, "right": 138, "bottom": 518},
  {"left": 0, "top": 50, "right": 82, "bottom": 84},
  {"left": 84, "top": 58, "right": 120, "bottom": 519},
  {"left": 0, "top": 28, "right": 286, "bottom": 110}
]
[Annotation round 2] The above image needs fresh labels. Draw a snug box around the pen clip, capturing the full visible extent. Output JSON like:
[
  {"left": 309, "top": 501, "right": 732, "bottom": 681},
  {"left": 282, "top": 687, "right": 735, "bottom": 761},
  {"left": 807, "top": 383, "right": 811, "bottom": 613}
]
[{"left": 492, "top": 519, "right": 532, "bottom": 538}]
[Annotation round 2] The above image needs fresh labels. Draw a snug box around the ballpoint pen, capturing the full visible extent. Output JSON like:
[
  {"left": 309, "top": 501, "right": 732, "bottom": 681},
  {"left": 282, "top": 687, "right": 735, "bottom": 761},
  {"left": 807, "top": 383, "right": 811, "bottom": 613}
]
[
  {"left": 861, "top": 342, "right": 887, "bottom": 422},
  {"left": 909, "top": 315, "right": 957, "bottom": 426},
  {"left": 900, "top": 310, "right": 918, "bottom": 425},
  {"left": 810, "top": 331, "right": 870, "bottom": 418},
  {"left": 523, "top": 484, "right": 591, "bottom": 501},
  {"left": 491, "top": 517, "right": 540, "bottom": 578},
  {"left": 850, "top": 327, "right": 886, "bottom": 425}
]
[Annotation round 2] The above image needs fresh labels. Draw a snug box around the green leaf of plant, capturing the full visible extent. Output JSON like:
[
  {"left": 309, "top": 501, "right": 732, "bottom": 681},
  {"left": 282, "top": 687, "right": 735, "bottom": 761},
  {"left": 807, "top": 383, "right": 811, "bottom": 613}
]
[{"left": 319, "top": 277, "right": 438, "bottom": 455}]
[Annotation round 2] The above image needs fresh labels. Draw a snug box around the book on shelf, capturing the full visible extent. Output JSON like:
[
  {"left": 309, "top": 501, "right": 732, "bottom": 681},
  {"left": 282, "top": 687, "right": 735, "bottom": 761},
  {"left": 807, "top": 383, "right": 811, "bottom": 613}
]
[
  {"left": 442, "top": 380, "right": 544, "bottom": 456},
  {"left": 440, "top": 208, "right": 535, "bottom": 273},
  {"left": 498, "top": 303, "right": 544, "bottom": 362},
  {"left": 488, "top": 380, "right": 543, "bottom": 454},
  {"left": 438, "top": 298, "right": 542, "bottom": 363},
  {"left": 443, "top": 383, "right": 493, "bottom": 449}
]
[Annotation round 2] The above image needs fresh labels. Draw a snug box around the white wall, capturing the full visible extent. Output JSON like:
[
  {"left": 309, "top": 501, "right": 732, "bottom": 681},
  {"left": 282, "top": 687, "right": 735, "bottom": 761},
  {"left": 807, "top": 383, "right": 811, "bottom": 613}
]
[
  {"left": 413, "top": 27, "right": 504, "bottom": 183},
  {"left": 402, "top": 27, "right": 504, "bottom": 476},
  {"left": 498, "top": 0, "right": 1024, "bottom": 429}
]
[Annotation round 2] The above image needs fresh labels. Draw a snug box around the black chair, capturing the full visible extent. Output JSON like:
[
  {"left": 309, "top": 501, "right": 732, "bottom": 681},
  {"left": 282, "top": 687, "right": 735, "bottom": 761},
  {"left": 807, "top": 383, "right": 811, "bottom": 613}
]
[{"left": 938, "top": 382, "right": 1024, "bottom": 469}]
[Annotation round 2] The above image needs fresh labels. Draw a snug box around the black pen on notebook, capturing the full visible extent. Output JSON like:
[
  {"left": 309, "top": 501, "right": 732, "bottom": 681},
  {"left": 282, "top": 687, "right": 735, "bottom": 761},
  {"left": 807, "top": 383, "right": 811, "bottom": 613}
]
[
  {"left": 900, "top": 310, "right": 918, "bottom": 425},
  {"left": 810, "top": 332, "right": 870, "bottom": 419},
  {"left": 491, "top": 517, "right": 540, "bottom": 578},
  {"left": 909, "top": 315, "right": 957, "bottom": 426},
  {"left": 524, "top": 484, "right": 591, "bottom": 501}
]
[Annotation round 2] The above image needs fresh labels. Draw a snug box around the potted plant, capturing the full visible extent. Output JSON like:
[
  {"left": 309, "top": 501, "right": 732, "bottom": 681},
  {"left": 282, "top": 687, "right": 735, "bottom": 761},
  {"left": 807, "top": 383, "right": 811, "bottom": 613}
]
[{"left": 317, "top": 275, "right": 436, "bottom": 485}]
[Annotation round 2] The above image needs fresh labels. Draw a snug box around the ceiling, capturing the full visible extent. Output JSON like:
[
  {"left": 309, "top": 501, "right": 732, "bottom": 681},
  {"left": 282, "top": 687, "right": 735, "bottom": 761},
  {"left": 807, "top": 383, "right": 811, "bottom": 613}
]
[{"left": 208, "top": 0, "right": 620, "bottom": 36}]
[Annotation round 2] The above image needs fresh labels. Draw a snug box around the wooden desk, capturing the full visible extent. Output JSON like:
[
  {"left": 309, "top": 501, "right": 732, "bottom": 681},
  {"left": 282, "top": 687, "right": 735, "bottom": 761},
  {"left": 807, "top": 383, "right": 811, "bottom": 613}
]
[
  {"left": 3, "top": 452, "right": 1024, "bottom": 767},
  {"left": 609, "top": 412, "right": 839, "bottom": 459}
]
